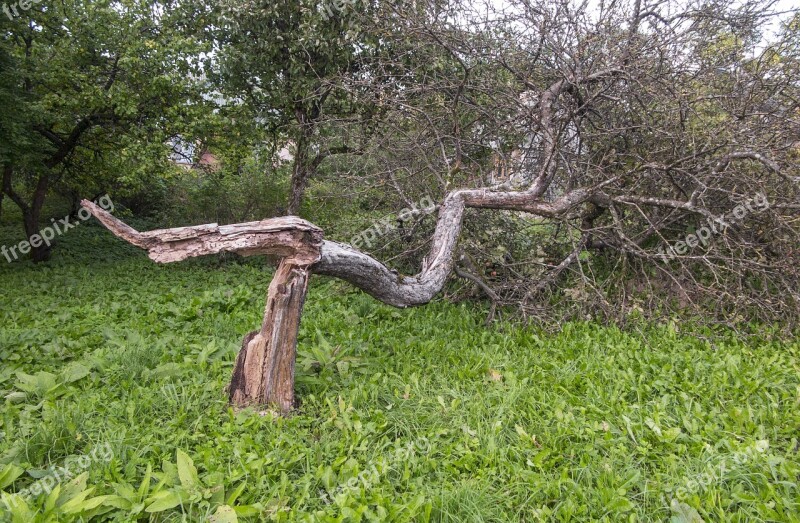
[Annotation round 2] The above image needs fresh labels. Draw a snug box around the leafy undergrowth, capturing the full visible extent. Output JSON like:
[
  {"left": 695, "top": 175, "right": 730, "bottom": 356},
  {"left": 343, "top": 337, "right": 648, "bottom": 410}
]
[{"left": 0, "top": 223, "right": 798, "bottom": 522}]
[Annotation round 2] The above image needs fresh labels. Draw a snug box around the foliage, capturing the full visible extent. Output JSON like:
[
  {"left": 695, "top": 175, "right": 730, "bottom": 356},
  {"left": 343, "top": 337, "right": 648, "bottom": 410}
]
[
  {"left": 0, "top": 0, "right": 215, "bottom": 258},
  {"left": 157, "top": 152, "right": 291, "bottom": 227},
  {"left": 213, "top": 0, "right": 395, "bottom": 213}
]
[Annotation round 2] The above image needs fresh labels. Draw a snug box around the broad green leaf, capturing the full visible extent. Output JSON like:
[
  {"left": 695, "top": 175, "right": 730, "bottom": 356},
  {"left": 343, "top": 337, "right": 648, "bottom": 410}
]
[
  {"left": 225, "top": 480, "right": 247, "bottom": 506},
  {"left": 233, "top": 505, "right": 263, "bottom": 517},
  {"left": 60, "top": 362, "right": 91, "bottom": 383},
  {"left": 176, "top": 449, "right": 199, "bottom": 490},
  {"left": 144, "top": 362, "right": 185, "bottom": 380},
  {"left": 137, "top": 463, "right": 153, "bottom": 501},
  {"left": 1, "top": 492, "right": 34, "bottom": 523},
  {"left": 0, "top": 464, "right": 24, "bottom": 489},
  {"left": 61, "top": 494, "right": 116, "bottom": 514},
  {"left": 670, "top": 499, "right": 706, "bottom": 523},
  {"left": 100, "top": 494, "right": 134, "bottom": 510},
  {"left": 57, "top": 487, "right": 95, "bottom": 513},
  {"left": 14, "top": 371, "right": 58, "bottom": 396},
  {"left": 3, "top": 392, "right": 27, "bottom": 404},
  {"left": 145, "top": 489, "right": 183, "bottom": 512},
  {"left": 44, "top": 484, "right": 62, "bottom": 513},
  {"left": 56, "top": 472, "right": 89, "bottom": 507}
]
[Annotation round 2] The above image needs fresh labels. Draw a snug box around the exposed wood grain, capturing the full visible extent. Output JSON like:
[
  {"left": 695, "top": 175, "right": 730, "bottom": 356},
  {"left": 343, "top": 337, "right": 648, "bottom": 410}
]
[
  {"left": 80, "top": 200, "right": 323, "bottom": 265},
  {"left": 228, "top": 260, "right": 310, "bottom": 413}
]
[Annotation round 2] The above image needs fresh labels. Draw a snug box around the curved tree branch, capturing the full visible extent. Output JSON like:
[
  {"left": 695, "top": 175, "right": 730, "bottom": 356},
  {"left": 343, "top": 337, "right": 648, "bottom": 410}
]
[{"left": 82, "top": 185, "right": 596, "bottom": 307}]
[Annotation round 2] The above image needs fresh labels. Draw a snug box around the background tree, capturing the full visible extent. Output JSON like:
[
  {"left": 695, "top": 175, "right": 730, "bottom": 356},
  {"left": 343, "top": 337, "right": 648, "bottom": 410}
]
[
  {"left": 0, "top": 0, "right": 213, "bottom": 261},
  {"left": 214, "top": 0, "right": 393, "bottom": 215},
  {"left": 309, "top": 0, "right": 800, "bottom": 325}
]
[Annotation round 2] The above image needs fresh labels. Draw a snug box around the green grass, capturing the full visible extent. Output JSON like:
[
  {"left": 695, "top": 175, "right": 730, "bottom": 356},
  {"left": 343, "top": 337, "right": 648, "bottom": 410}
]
[{"left": 0, "top": 222, "right": 798, "bottom": 522}]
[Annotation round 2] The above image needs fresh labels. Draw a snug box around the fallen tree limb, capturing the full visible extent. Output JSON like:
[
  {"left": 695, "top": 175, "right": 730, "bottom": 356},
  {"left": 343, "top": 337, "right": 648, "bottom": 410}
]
[
  {"left": 80, "top": 187, "right": 593, "bottom": 413},
  {"left": 311, "top": 187, "right": 596, "bottom": 306},
  {"left": 83, "top": 187, "right": 595, "bottom": 307}
]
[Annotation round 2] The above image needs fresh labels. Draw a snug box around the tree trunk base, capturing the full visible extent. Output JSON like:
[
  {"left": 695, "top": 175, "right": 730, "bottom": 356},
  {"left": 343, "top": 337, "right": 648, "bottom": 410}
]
[{"left": 228, "top": 260, "right": 310, "bottom": 414}]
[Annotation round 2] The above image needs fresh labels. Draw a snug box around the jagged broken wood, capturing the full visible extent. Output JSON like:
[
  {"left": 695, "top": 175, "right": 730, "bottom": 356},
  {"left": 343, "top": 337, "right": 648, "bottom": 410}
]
[
  {"left": 229, "top": 260, "right": 310, "bottom": 412},
  {"left": 82, "top": 200, "right": 323, "bottom": 265},
  {"left": 82, "top": 200, "right": 323, "bottom": 413}
]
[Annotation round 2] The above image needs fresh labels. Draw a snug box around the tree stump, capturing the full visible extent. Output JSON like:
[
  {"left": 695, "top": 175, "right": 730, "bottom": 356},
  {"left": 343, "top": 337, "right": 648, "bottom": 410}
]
[{"left": 228, "top": 260, "right": 310, "bottom": 413}]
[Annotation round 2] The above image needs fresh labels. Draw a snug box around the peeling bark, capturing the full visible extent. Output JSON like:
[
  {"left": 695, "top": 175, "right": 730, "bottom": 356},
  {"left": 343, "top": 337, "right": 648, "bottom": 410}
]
[
  {"left": 80, "top": 200, "right": 323, "bottom": 265},
  {"left": 311, "top": 187, "right": 595, "bottom": 306},
  {"left": 228, "top": 260, "right": 310, "bottom": 413}
]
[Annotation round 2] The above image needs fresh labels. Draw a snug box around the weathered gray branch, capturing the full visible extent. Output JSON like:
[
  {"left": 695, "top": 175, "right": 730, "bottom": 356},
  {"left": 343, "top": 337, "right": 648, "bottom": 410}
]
[{"left": 312, "top": 187, "right": 595, "bottom": 306}]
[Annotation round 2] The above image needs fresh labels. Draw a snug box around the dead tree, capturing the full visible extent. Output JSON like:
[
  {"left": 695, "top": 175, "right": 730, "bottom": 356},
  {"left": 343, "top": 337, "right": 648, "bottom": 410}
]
[
  {"left": 80, "top": 175, "right": 600, "bottom": 413},
  {"left": 82, "top": 201, "right": 324, "bottom": 413}
]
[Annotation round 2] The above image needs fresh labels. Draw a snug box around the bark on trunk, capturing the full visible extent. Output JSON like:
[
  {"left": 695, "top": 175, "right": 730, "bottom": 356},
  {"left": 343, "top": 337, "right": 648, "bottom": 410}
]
[
  {"left": 287, "top": 160, "right": 308, "bottom": 217},
  {"left": 228, "top": 260, "right": 310, "bottom": 413},
  {"left": 1, "top": 165, "right": 10, "bottom": 223},
  {"left": 2, "top": 167, "right": 52, "bottom": 262},
  {"left": 23, "top": 174, "right": 51, "bottom": 263},
  {"left": 80, "top": 200, "right": 323, "bottom": 414},
  {"left": 287, "top": 123, "right": 313, "bottom": 216}
]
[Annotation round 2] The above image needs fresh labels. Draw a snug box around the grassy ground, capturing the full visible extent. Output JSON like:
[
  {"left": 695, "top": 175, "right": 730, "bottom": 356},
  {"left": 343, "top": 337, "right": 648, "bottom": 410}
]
[{"left": 0, "top": 221, "right": 798, "bottom": 522}]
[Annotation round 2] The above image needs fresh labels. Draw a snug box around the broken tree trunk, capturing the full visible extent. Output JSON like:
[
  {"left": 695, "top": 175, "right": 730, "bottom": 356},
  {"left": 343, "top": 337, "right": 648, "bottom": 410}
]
[
  {"left": 229, "top": 260, "right": 310, "bottom": 412},
  {"left": 81, "top": 200, "right": 323, "bottom": 414},
  {"left": 80, "top": 183, "right": 597, "bottom": 413}
]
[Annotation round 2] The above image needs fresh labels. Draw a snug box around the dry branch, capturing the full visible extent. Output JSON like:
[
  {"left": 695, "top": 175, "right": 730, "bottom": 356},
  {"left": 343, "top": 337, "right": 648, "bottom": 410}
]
[{"left": 80, "top": 200, "right": 323, "bottom": 265}]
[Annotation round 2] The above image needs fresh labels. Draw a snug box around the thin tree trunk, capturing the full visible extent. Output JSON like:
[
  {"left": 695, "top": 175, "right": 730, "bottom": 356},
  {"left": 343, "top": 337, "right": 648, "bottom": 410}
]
[
  {"left": 0, "top": 164, "right": 10, "bottom": 224},
  {"left": 287, "top": 145, "right": 309, "bottom": 216},
  {"left": 24, "top": 174, "right": 51, "bottom": 262},
  {"left": 287, "top": 118, "right": 313, "bottom": 216},
  {"left": 228, "top": 259, "right": 311, "bottom": 413},
  {"left": 2, "top": 166, "right": 52, "bottom": 262}
]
